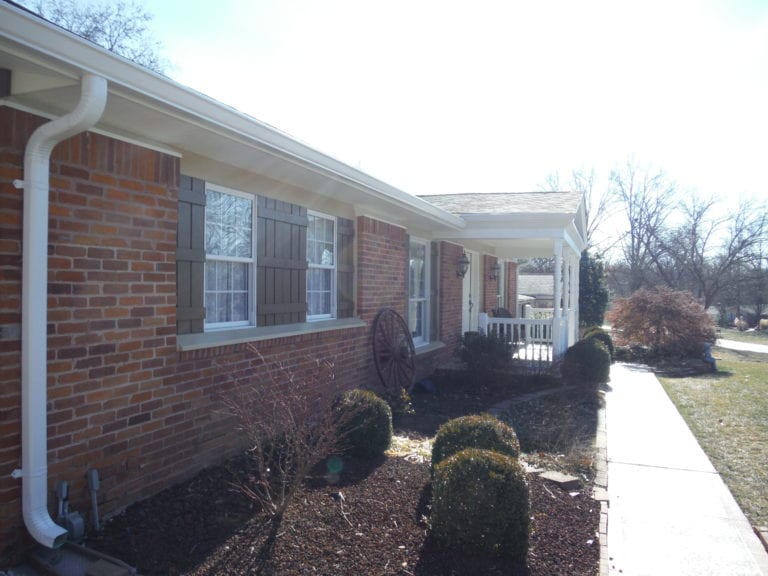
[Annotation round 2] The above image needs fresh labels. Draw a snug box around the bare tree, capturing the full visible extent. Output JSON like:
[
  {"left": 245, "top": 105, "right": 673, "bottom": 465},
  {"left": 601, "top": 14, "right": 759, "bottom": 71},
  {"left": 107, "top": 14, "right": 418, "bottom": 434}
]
[
  {"left": 519, "top": 257, "right": 554, "bottom": 274},
  {"left": 540, "top": 167, "right": 618, "bottom": 249},
  {"left": 21, "top": 0, "right": 168, "bottom": 72},
  {"left": 648, "top": 196, "right": 767, "bottom": 309},
  {"left": 609, "top": 159, "right": 676, "bottom": 293}
]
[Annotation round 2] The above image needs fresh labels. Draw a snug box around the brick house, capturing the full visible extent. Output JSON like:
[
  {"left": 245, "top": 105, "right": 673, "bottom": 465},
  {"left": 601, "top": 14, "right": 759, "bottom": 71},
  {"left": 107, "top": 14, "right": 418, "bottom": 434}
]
[{"left": 0, "top": 3, "right": 586, "bottom": 558}]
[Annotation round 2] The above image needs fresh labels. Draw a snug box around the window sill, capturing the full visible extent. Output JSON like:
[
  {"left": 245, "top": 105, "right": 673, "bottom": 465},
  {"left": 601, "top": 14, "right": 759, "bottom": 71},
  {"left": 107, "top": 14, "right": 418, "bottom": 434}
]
[
  {"left": 177, "top": 317, "right": 368, "bottom": 352},
  {"left": 414, "top": 341, "right": 446, "bottom": 356}
]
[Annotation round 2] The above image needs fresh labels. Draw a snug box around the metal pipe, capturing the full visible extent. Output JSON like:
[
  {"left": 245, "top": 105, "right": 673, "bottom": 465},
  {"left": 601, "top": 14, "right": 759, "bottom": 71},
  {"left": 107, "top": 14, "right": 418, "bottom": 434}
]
[
  {"left": 86, "top": 468, "right": 100, "bottom": 532},
  {"left": 13, "top": 74, "right": 108, "bottom": 549}
]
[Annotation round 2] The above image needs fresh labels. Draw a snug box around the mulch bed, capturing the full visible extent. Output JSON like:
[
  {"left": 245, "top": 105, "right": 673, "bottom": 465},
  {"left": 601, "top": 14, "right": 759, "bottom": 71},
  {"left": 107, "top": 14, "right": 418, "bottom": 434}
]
[{"left": 89, "top": 373, "right": 601, "bottom": 575}]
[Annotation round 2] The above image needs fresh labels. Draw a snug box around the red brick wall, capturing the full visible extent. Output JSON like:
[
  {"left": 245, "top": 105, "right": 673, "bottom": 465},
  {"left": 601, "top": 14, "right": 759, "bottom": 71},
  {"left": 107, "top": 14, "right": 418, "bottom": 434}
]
[
  {"left": 0, "top": 109, "right": 464, "bottom": 559},
  {"left": 483, "top": 255, "right": 500, "bottom": 313},
  {"left": 439, "top": 242, "right": 464, "bottom": 350},
  {"left": 0, "top": 107, "right": 181, "bottom": 557},
  {"left": 356, "top": 216, "right": 408, "bottom": 322}
]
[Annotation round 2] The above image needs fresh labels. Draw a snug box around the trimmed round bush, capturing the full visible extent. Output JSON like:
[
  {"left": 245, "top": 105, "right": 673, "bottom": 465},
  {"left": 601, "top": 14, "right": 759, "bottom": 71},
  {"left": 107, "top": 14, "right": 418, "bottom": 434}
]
[
  {"left": 561, "top": 338, "right": 611, "bottom": 387},
  {"left": 583, "top": 327, "right": 614, "bottom": 360},
  {"left": 431, "top": 414, "right": 520, "bottom": 473},
  {"left": 431, "top": 448, "right": 529, "bottom": 559},
  {"left": 336, "top": 389, "right": 392, "bottom": 459}
]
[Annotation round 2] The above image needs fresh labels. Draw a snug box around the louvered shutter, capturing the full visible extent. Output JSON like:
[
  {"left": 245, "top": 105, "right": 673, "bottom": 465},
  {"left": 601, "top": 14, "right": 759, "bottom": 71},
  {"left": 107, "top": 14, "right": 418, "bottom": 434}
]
[
  {"left": 176, "top": 175, "right": 206, "bottom": 334},
  {"left": 336, "top": 217, "right": 355, "bottom": 319}
]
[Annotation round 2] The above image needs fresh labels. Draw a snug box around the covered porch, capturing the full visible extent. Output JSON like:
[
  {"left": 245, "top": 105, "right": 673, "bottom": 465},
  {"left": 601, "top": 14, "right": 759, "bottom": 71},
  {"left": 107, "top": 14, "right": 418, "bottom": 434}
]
[{"left": 420, "top": 192, "right": 588, "bottom": 361}]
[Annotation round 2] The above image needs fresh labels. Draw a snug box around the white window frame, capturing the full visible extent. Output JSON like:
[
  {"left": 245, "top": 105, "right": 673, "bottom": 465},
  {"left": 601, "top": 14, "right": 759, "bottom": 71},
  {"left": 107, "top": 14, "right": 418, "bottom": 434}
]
[
  {"left": 307, "top": 211, "right": 337, "bottom": 321},
  {"left": 409, "top": 237, "right": 430, "bottom": 346},
  {"left": 204, "top": 184, "right": 256, "bottom": 330}
]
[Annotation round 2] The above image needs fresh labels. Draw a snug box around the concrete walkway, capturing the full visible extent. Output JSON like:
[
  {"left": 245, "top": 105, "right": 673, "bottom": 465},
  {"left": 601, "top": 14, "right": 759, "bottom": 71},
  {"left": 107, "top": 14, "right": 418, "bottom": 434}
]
[
  {"left": 604, "top": 363, "right": 768, "bottom": 576},
  {"left": 716, "top": 338, "right": 768, "bottom": 355}
]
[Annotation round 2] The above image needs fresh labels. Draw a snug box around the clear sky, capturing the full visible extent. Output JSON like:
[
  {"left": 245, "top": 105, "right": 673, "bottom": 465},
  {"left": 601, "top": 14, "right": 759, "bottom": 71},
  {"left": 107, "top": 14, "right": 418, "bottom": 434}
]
[{"left": 144, "top": 1, "right": 767, "bottom": 201}]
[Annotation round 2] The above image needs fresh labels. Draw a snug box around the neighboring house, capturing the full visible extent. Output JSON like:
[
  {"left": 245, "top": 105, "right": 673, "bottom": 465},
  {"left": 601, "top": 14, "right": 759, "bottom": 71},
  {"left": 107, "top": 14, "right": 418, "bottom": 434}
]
[
  {"left": 0, "top": 3, "right": 587, "bottom": 557},
  {"left": 519, "top": 274, "right": 555, "bottom": 309}
]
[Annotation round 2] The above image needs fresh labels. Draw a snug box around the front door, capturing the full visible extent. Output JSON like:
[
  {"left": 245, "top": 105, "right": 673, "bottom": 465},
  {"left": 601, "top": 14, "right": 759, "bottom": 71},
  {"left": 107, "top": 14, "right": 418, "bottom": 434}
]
[{"left": 461, "top": 250, "right": 481, "bottom": 334}]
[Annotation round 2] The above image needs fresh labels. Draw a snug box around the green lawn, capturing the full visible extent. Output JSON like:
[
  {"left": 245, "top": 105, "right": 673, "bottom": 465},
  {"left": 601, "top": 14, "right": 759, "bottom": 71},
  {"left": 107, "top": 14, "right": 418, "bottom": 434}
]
[
  {"left": 659, "top": 347, "right": 768, "bottom": 526},
  {"left": 717, "top": 327, "right": 768, "bottom": 345}
]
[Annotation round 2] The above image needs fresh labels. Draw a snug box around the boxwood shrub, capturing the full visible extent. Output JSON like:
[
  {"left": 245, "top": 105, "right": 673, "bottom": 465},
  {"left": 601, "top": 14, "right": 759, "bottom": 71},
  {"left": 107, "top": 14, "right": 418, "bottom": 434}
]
[
  {"left": 336, "top": 389, "right": 392, "bottom": 459},
  {"left": 582, "top": 326, "right": 614, "bottom": 360},
  {"left": 431, "top": 414, "right": 520, "bottom": 473},
  {"left": 561, "top": 338, "right": 611, "bottom": 387},
  {"left": 431, "top": 448, "right": 529, "bottom": 559}
]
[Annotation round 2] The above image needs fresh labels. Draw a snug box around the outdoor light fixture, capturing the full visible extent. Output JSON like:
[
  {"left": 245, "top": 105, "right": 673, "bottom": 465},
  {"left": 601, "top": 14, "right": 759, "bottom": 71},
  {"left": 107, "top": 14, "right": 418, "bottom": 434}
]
[
  {"left": 457, "top": 251, "right": 470, "bottom": 278},
  {"left": 490, "top": 261, "right": 501, "bottom": 281}
]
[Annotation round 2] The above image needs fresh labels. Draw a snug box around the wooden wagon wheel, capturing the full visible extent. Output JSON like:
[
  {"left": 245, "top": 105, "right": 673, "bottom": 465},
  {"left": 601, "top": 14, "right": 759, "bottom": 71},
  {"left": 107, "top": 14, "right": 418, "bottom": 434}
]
[{"left": 372, "top": 308, "right": 416, "bottom": 394}]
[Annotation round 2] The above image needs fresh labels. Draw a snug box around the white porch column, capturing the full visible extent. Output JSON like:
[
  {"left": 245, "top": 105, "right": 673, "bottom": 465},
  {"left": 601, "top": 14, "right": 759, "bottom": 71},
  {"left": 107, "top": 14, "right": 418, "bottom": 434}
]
[
  {"left": 553, "top": 240, "right": 563, "bottom": 318},
  {"left": 571, "top": 251, "right": 580, "bottom": 344},
  {"left": 564, "top": 250, "right": 571, "bottom": 312},
  {"left": 571, "top": 252, "right": 578, "bottom": 345},
  {"left": 553, "top": 240, "right": 564, "bottom": 356}
]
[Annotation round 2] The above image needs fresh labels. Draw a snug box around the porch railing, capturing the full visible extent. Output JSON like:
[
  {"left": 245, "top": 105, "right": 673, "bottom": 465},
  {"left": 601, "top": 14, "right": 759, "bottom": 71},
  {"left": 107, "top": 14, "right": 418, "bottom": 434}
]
[{"left": 479, "top": 314, "right": 554, "bottom": 362}]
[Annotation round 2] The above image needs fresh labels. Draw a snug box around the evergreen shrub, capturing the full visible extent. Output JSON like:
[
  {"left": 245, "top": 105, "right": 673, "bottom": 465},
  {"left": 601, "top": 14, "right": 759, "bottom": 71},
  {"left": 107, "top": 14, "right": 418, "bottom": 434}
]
[
  {"left": 561, "top": 338, "right": 611, "bottom": 387},
  {"left": 336, "top": 389, "right": 392, "bottom": 459},
  {"left": 431, "top": 414, "right": 520, "bottom": 473},
  {"left": 431, "top": 448, "right": 529, "bottom": 559}
]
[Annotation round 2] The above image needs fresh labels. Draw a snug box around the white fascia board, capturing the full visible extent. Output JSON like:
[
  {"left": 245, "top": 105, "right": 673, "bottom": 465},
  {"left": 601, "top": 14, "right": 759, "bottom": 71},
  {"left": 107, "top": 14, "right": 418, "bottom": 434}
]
[
  {"left": 0, "top": 3, "right": 465, "bottom": 232},
  {"left": 445, "top": 227, "right": 567, "bottom": 241},
  {"left": 565, "top": 222, "right": 587, "bottom": 254}
]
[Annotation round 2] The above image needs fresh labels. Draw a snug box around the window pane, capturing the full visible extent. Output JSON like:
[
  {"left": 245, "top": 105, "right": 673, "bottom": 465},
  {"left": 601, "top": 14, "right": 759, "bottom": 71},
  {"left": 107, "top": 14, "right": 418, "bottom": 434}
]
[
  {"left": 410, "top": 300, "right": 424, "bottom": 340},
  {"left": 205, "top": 292, "right": 218, "bottom": 323},
  {"left": 410, "top": 243, "right": 426, "bottom": 298},
  {"left": 215, "top": 260, "right": 227, "bottom": 289},
  {"left": 232, "top": 293, "right": 248, "bottom": 322},
  {"left": 232, "top": 263, "right": 246, "bottom": 290},
  {"left": 206, "top": 261, "right": 217, "bottom": 290},
  {"left": 205, "top": 190, "right": 252, "bottom": 258},
  {"left": 307, "top": 268, "right": 332, "bottom": 316},
  {"left": 308, "top": 214, "right": 334, "bottom": 266},
  {"left": 205, "top": 261, "right": 250, "bottom": 325}
]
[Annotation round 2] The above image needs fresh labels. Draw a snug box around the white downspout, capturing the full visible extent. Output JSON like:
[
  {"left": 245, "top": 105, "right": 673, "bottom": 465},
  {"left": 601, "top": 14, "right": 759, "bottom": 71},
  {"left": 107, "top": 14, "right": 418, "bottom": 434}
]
[{"left": 12, "top": 74, "right": 107, "bottom": 549}]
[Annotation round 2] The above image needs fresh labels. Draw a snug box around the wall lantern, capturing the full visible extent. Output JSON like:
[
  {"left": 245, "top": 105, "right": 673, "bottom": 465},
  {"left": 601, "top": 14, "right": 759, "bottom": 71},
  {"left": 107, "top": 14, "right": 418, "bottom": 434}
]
[
  {"left": 490, "top": 261, "right": 501, "bottom": 281},
  {"left": 456, "top": 251, "right": 470, "bottom": 278}
]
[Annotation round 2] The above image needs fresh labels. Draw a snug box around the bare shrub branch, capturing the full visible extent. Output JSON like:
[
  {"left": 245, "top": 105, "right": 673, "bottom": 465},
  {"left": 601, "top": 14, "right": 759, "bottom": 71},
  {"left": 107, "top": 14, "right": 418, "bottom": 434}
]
[{"left": 218, "top": 345, "right": 356, "bottom": 523}]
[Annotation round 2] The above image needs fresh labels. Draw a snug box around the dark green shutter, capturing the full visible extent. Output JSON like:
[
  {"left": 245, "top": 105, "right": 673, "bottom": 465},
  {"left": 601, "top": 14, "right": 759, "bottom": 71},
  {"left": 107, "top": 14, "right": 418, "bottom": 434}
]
[
  {"left": 176, "top": 175, "right": 206, "bottom": 334},
  {"left": 257, "top": 197, "right": 308, "bottom": 326},
  {"left": 337, "top": 217, "right": 355, "bottom": 319},
  {"left": 430, "top": 241, "right": 439, "bottom": 342}
]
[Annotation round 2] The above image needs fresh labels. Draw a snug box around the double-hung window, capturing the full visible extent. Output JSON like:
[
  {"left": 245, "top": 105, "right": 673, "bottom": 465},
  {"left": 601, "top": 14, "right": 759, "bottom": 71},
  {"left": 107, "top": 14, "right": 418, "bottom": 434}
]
[
  {"left": 307, "top": 212, "right": 336, "bottom": 320},
  {"left": 204, "top": 186, "right": 254, "bottom": 328},
  {"left": 409, "top": 238, "right": 429, "bottom": 345}
]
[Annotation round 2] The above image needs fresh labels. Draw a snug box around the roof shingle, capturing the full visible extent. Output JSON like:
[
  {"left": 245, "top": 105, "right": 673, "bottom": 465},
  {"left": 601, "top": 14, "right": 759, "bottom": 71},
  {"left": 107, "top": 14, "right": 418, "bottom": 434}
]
[{"left": 419, "top": 191, "right": 582, "bottom": 215}]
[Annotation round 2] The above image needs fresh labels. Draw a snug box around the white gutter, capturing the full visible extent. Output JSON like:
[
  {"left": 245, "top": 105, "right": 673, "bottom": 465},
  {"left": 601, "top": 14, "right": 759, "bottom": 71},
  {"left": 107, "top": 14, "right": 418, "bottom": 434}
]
[{"left": 12, "top": 74, "right": 107, "bottom": 549}]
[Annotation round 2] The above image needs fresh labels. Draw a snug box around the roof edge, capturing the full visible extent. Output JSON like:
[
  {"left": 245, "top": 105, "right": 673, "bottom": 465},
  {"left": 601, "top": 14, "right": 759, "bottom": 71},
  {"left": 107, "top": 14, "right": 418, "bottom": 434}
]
[{"left": 0, "top": 2, "right": 465, "bottom": 231}]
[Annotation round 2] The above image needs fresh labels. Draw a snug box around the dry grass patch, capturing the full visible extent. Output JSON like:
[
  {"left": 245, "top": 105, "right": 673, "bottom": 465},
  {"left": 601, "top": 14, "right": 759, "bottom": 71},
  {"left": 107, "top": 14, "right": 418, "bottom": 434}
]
[{"left": 659, "top": 347, "right": 768, "bottom": 525}]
